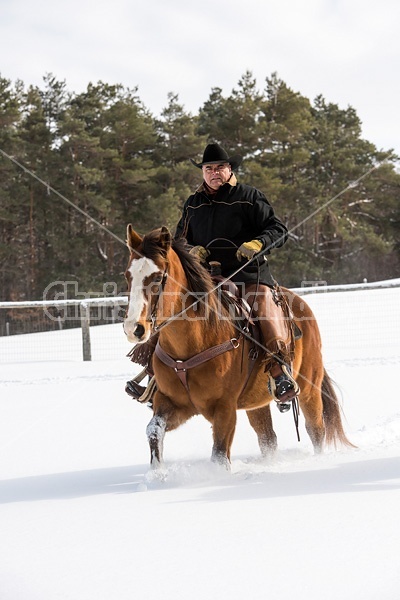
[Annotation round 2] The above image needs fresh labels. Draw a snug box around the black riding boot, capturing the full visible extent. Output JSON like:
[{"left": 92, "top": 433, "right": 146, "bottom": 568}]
[
  {"left": 244, "top": 283, "right": 299, "bottom": 413},
  {"left": 268, "top": 362, "right": 299, "bottom": 413}
]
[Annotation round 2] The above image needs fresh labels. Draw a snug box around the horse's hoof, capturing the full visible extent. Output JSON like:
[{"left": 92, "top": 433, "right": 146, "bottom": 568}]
[
  {"left": 146, "top": 464, "right": 168, "bottom": 483},
  {"left": 211, "top": 453, "right": 231, "bottom": 471}
]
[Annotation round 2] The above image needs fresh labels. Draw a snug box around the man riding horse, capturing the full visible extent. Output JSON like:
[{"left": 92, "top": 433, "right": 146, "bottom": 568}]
[{"left": 126, "top": 142, "right": 299, "bottom": 413}]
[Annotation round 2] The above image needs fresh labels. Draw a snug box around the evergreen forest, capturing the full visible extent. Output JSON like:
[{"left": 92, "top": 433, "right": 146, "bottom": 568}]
[{"left": 1, "top": 71, "right": 399, "bottom": 306}]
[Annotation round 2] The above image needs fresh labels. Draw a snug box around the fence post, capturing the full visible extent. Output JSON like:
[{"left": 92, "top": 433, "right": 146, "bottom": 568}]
[{"left": 80, "top": 302, "right": 92, "bottom": 361}]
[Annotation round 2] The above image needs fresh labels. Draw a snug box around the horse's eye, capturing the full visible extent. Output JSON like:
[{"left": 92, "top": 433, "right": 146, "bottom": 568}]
[{"left": 153, "top": 274, "right": 163, "bottom": 284}]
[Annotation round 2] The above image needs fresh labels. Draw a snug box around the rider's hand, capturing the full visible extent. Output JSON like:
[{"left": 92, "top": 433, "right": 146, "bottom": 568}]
[
  {"left": 236, "top": 239, "right": 263, "bottom": 262},
  {"left": 189, "top": 245, "right": 210, "bottom": 262}
]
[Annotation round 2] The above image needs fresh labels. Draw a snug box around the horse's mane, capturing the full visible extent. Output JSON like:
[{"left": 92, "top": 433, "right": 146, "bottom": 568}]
[
  {"left": 140, "top": 230, "right": 229, "bottom": 325},
  {"left": 141, "top": 229, "right": 170, "bottom": 263},
  {"left": 171, "top": 238, "right": 222, "bottom": 324}
]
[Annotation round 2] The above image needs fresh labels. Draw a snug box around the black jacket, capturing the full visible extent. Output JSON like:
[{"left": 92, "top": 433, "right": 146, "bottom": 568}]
[{"left": 174, "top": 175, "right": 288, "bottom": 286}]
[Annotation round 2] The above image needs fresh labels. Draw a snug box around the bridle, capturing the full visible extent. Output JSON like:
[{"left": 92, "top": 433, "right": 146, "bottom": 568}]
[{"left": 146, "top": 269, "right": 168, "bottom": 331}]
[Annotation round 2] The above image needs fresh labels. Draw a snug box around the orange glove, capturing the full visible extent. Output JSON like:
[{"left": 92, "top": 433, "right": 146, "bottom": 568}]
[{"left": 236, "top": 239, "right": 263, "bottom": 261}]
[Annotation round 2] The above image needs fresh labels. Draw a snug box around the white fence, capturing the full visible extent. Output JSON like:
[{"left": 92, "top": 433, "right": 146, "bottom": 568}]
[
  {"left": 0, "top": 278, "right": 399, "bottom": 364},
  {"left": 0, "top": 297, "right": 128, "bottom": 362}
]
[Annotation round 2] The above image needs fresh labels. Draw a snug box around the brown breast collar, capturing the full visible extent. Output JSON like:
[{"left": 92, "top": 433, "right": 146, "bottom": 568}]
[{"left": 154, "top": 337, "right": 240, "bottom": 392}]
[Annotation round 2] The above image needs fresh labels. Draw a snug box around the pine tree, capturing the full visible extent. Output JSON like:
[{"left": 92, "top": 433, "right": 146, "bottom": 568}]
[
  {"left": 0, "top": 76, "right": 24, "bottom": 301},
  {"left": 304, "top": 96, "right": 395, "bottom": 282},
  {"left": 154, "top": 93, "right": 207, "bottom": 231},
  {"left": 55, "top": 82, "right": 122, "bottom": 292},
  {"left": 197, "top": 71, "right": 264, "bottom": 159}
]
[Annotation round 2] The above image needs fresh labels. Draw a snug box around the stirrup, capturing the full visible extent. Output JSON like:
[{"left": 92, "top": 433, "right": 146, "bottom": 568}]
[
  {"left": 268, "top": 364, "right": 299, "bottom": 410},
  {"left": 125, "top": 376, "right": 157, "bottom": 410},
  {"left": 125, "top": 379, "right": 147, "bottom": 400},
  {"left": 276, "top": 400, "right": 292, "bottom": 413},
  {"left": 125, "top": 366, "right": 148, "bottom": 399},
  {"left": 125, "top": 367, "right": 156, "bottom": 409},
  {"left": 137, "top": 376, "right": 157, "bottom": 407}
]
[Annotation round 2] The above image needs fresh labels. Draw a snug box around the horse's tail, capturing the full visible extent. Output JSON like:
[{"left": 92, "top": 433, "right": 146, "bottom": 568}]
[{"left": 322, "top": 369, "right": 356, "bottom": 448}]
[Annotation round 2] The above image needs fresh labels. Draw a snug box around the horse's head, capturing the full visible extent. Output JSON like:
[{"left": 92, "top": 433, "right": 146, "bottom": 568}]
[
  {"left": 123, "top": 224, "right": 172, "bottom": 343},
  {"left": 124, "top": 224, "right": 223, "bottom": 344}
]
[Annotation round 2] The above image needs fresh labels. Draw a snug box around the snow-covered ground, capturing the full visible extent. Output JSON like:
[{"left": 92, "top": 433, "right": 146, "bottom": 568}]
[{"left": 1, "top": 286, "right": 400, "bottom": 600}]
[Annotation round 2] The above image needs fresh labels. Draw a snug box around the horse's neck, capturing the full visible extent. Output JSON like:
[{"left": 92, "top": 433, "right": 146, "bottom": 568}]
[
  {"left": 156, "top": 260, "right": 191, "bottom": 353},
  {"left": 159, "top": 257, "right": 234, "bottom": 357},
  {"left": 159, "top": 301, "right": 205, "bottom": 357}
]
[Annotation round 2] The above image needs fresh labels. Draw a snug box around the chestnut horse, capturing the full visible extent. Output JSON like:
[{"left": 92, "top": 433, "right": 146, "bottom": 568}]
[{"left": 124, "top": 225, "right": 353, "bottom": 469}]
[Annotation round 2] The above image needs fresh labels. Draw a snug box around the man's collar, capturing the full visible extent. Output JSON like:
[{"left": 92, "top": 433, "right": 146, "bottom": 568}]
[
  {"left": 196, "top": 173, "right": 237, "bottom": 193},
  {"left": 227, "top": 173, "right": 237, "bottom": 187}
]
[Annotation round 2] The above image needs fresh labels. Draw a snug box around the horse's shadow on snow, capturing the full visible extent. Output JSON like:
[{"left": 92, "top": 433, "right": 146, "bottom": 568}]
[
  {"left": 195, "top": 454, "right": 400, "bottom": 503},
  {"left": 1, "top": 455, "right": 399, "bottom": 504},
  {"left": 0, "top": 464, "right": 147, "bottom": 503}
]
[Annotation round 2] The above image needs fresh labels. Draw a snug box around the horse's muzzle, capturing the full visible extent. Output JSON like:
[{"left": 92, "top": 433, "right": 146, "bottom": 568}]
[{"left": 123, "top": 320, "right": 147, "bottom": 343}]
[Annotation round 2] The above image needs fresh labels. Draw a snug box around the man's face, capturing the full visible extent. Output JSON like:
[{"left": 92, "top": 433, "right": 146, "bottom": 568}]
[{"left": 202, "top": 162, "right": 232, "bottom": 190}]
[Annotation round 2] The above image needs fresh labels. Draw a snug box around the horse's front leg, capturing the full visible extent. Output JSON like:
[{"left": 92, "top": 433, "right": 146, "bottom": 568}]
[
  {"left": 211, "top": 403, "right": 237, "bottom": 469},
  {"left": 146, "top": 390, "right": 196, "bottom": 468},
  {"left": 146, "top": 414, "right": 167, "bottom": 468}
]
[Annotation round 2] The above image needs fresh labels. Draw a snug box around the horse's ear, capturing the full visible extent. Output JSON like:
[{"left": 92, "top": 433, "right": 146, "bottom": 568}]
[
  {"left": 126, "top": 224, "right": 142, "bottom": 251},
  {"left": 158, "top": 226, "right": 172, "bottom": 252}
]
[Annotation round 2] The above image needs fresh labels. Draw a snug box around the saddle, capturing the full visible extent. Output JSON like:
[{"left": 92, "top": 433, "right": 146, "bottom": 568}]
[
  {"left": 211, "top": 272, "right": 304, "bottom": 346},
  {"left": 214, "top": 278, "right": 256, "bottom": 328},
  {"left": 209, "top": 261, "right": 301, "bottom": 343}
]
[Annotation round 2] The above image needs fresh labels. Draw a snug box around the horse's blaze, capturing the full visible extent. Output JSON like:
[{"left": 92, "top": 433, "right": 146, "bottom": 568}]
[{"left": 124, "top": 256, "right": 159, "bottom": 343}]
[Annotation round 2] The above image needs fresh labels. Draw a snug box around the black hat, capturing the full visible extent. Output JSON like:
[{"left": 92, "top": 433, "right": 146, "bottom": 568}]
[{"left": 190, "top": 142, "right": 242, "bottom": 171}]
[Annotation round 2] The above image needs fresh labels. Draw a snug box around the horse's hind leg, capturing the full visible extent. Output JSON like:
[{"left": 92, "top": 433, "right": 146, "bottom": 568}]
[
  {"left": 246, "top": 405, "right": 277, "bottom": 457},
  {"left": 298, "top": 375, "right": 325, "bottom": 454}
]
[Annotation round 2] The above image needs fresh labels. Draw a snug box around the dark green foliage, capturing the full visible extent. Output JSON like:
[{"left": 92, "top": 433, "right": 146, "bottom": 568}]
[{"left": 0, "top": 71, "right": 399, "bottom": 303}]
